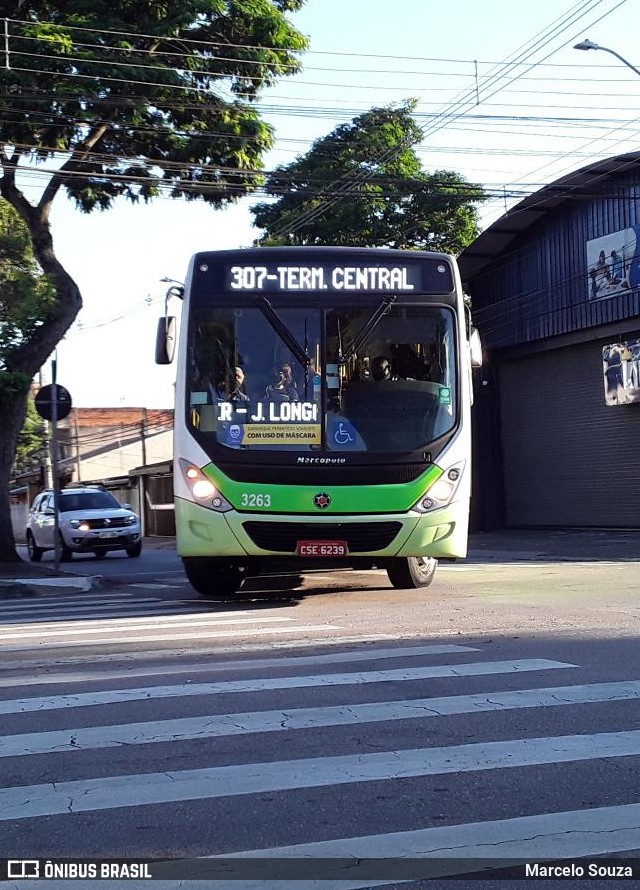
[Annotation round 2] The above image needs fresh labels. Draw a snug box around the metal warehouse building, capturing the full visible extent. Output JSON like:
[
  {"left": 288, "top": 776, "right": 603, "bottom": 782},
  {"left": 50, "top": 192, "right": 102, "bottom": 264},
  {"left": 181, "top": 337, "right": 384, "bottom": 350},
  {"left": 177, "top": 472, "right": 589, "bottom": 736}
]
[{"left": 459, "top": 151, "right": 640, "bottom": 530}]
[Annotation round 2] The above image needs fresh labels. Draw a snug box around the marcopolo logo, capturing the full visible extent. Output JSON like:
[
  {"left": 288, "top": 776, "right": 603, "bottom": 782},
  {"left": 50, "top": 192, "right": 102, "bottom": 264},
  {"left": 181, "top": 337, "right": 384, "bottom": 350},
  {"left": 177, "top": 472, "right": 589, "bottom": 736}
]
[
  {"left": 313, "top": 492, "right": 331, "bottom": 510},
  {"left": 296, "top": 456, "right": 346, "bottom": 464}
]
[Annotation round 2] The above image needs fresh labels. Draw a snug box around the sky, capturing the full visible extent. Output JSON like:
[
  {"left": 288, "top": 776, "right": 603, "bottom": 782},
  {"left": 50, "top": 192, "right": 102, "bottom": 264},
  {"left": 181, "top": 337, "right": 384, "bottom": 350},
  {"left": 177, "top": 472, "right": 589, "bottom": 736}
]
[{"left": 30, "top": 0, "right": 640, "bottom": 407}]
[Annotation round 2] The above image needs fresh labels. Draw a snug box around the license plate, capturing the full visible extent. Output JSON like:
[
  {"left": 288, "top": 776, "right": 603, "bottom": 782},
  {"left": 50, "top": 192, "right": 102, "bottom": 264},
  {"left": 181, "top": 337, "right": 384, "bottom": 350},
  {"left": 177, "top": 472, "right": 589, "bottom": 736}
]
[
  {"left": 297, "top": 540, "right": 348, "bottom": 557},
  {"left": 97, "top": 531, "right": 119, "bottom": 539}
]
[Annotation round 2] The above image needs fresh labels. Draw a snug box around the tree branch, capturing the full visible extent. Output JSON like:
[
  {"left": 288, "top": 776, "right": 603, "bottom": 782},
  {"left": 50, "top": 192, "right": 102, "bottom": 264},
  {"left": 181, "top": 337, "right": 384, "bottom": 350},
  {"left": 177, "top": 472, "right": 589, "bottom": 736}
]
[
  {"left": 37, "top": 121, "right": 112, "bottom": 221},
  {"left": 0, "top": 166, "right": 82, "bottom": 374}
]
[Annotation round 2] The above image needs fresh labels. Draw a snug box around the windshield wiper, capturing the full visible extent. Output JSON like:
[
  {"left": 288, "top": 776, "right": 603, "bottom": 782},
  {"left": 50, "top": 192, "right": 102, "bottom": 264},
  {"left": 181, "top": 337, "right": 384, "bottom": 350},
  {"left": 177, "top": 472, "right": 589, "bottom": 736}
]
[
  {"left": 339, "top": 295, "right": 397, "bottom": 365},
  {"left": 251, "top": 294, "right": 311, "bottom": 371}
]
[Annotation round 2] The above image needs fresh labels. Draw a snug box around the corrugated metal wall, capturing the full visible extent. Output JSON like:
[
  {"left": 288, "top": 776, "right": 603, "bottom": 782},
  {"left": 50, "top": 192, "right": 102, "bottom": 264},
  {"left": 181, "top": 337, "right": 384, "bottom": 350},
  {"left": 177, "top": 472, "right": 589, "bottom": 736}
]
[
  {"left": 469, "top": 170, "right": 640, "bottom": 350},
  {"left": 499, "top": 339, "right": 640, "bottom": 527},
  {"left": 461, "top": 159, "right": 640, "bottom": 528}
]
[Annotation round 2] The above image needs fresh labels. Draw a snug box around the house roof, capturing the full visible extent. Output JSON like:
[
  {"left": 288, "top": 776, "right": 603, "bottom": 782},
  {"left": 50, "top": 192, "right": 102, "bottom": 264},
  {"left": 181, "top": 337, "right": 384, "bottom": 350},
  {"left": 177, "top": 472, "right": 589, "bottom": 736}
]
[
  {"left": 458, "top": 151, "right": 640, "bottom": 284},
  {"left": 62, "top": 407, "right": 173, "bottom": 428}
]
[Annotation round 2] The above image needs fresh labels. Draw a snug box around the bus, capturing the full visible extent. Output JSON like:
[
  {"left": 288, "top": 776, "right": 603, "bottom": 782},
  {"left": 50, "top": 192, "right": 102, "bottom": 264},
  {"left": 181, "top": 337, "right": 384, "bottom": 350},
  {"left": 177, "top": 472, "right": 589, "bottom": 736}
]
[{"left": 156, "top": 246, "right": 481, "bottom": 598}]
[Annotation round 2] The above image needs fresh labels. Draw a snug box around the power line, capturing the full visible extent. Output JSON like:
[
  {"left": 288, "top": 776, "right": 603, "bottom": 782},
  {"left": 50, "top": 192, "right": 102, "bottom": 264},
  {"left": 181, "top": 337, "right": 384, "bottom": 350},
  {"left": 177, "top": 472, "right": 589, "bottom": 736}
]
[
  {"left": 10, "top": 39, "right": 640, "bottom": 90},
  {"left": 7, "top": 13, "right": 639, "bottom": 70},
  {"left": 264, "top": 0, "right": 630, "bottom": 240},
  {"left": 1, "top": 3, "right": 636, "bottom": 259}
]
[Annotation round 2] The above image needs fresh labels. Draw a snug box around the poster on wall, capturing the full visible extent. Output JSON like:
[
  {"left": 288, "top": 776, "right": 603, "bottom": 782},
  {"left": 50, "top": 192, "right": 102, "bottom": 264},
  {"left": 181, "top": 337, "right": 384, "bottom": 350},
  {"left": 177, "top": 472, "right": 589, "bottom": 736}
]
[
  {"left": 602, "top": 338, "right": 640, "bottom": 406},
  {"left": 587, "top": 227, "right": 640, "bottom": 300}
]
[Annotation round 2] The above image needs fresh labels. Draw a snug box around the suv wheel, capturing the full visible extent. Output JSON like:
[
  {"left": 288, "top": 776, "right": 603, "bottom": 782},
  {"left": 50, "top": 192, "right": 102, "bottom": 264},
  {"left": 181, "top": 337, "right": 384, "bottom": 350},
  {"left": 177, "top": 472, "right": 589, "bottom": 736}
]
[
  {"left": 57, "top": 532, "right": 73, "bottom": 562},
  {"left": 26, "top": 532, "right": 44, "bottom": 563},
  {"left": 126, "top": 541, "right": 142, "bottom": 558}
]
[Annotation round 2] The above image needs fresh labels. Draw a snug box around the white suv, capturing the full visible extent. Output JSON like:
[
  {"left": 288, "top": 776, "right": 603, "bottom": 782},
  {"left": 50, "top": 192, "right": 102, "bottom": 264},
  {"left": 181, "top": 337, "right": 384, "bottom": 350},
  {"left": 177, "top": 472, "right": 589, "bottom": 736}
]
[{"left": 26, "top": 487, "right": 142, "bottom": 561}]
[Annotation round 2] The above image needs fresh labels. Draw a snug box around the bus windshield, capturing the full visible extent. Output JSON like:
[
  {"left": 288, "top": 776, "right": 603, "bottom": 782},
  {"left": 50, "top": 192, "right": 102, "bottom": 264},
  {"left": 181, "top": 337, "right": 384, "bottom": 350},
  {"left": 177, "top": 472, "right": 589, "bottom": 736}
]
[{"left": 187, "top": 302, "right": 456, "bottom": 454}]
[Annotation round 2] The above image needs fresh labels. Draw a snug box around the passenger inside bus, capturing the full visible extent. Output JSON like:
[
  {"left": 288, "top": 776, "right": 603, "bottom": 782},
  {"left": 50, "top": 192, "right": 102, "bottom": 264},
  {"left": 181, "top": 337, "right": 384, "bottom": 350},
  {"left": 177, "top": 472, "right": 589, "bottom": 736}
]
[
  {"left": 265, "top": 366, "right": 299, "bottom": 402},
  {"left": 390, "top": 344, "right": 432, "bottom": 380},
  {"left": 370, "top": 355, "right": 394, "bottom": 381}
]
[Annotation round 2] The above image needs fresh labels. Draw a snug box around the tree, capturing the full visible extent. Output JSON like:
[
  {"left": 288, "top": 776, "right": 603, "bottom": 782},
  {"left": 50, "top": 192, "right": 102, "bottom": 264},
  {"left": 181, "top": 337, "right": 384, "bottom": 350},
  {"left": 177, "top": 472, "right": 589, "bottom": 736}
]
[
  {"left": 0, "top": 0, "right": 308, "bottom": 561},
  {"left": 0, "top": 198, "right": 56, "bottom": 560},
  {"left": 251, "top": 101, "right": 485, "bottom": 251}
]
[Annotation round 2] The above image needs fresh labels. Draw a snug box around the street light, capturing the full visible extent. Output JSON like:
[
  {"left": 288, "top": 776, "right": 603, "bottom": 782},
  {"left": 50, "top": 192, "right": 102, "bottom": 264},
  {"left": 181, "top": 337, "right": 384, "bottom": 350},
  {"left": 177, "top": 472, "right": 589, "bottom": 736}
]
[{"left": 574, "top": 39, "right": 640, "bottom": 78}]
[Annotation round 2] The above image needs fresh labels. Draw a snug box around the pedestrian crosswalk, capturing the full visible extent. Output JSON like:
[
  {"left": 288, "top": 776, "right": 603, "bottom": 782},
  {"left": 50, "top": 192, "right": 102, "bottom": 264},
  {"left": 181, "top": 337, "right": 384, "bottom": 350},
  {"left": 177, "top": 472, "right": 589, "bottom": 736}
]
[
  {"left": 0, "top": 588, "right": 343, "bottom": 655},
  {"left": 0, "top": 590, "right": 197, "bottom": 624},
  {"left": 3, "top": 638, "right": 640, "bottom": 888}
]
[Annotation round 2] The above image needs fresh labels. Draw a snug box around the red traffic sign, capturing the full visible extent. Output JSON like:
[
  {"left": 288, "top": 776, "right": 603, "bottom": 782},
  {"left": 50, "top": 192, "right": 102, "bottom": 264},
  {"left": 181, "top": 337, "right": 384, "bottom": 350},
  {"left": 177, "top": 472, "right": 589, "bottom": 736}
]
[{"left": 34, "top": 384, "right": 73, "bottom": 421}]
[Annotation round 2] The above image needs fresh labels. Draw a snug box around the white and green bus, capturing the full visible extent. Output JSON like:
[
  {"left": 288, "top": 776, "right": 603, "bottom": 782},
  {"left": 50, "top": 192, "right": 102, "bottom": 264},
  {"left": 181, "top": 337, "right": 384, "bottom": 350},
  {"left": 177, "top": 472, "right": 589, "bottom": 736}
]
[{"left": 157, "top": 247, "right": 481, "bottom": 598}]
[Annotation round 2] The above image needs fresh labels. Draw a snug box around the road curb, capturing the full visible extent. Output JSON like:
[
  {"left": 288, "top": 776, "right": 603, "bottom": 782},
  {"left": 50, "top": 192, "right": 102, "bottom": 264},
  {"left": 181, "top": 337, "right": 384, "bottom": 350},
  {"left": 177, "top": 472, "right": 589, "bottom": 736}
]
[{"left": 0, "top": 575, "right": 102, "bottom": 595}]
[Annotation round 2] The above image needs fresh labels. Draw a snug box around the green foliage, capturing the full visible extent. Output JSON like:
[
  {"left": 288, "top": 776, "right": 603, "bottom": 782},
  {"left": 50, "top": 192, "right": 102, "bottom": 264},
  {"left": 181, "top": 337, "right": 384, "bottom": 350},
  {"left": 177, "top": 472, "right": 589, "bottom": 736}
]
[
  {"left": 252, "top": 102, "right": 486, "bottom": 254},
  {"left": 0, "top": 369, "right": 31, "bottom": 402},
  {"left": 0, "top": 202, "right": 57, "bottom": 367},
  {"left": 0, "top": 0, "right": 308, "bottom": 211}
]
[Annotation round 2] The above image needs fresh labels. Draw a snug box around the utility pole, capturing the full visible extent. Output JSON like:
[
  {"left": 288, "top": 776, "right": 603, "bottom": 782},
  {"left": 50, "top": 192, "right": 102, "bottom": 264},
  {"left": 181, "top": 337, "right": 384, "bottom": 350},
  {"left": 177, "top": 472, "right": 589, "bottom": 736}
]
[
  {"left": 33, "top": 358, "right": 72, "bottom": 577},
  {"left": 141, "top": 407, "right": 148, "bottom": 466},
  {"left": 39, "top": 370, "right": 53, "bottom": 489},
  {"left": 50, "top": 355, "right": 61, "bottom": 574},
  {"left": 73, "top": 409, "right": 82, "bottom": 483}
]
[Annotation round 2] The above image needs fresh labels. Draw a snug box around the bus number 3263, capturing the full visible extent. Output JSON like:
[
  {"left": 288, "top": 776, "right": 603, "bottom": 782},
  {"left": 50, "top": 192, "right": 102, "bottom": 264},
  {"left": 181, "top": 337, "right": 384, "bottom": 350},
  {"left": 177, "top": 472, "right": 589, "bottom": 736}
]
[{"left": 240, "top": 493, "right": 272, "bottom": 507}]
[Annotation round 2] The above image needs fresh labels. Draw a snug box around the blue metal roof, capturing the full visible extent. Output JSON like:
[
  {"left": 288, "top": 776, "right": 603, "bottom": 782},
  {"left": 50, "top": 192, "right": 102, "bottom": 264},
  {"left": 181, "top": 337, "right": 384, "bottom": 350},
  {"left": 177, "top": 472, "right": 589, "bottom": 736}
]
[{"left": 458, "top": 151, "right": 640, "bottom": 283}]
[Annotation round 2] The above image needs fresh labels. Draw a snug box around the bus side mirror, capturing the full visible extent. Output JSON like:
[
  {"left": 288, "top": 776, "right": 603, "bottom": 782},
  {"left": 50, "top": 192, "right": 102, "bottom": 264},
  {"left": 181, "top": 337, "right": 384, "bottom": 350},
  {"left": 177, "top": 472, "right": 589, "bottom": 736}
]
[
  {"left": 155, "top": 316, "right": 177, "bottom": 365},
  {"left": 469, "top": 327, "right": 483, "bottom": 368}
]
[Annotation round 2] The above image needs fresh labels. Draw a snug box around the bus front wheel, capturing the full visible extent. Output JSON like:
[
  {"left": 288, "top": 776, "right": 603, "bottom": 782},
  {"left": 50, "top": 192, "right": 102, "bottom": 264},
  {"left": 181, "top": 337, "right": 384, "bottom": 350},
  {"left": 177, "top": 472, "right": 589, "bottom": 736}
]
[
  {"left": 182, "top": 557, "right": 242, "bottom": 599},
  {"left": 386, "top": 556, "right": 437, "bottom": 590}
]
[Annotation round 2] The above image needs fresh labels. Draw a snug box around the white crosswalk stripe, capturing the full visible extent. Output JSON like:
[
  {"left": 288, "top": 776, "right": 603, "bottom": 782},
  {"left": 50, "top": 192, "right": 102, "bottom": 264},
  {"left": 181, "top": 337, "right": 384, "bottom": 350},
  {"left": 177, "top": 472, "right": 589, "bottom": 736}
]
[
  {"left": 0, "top": 589, "right": 341, "bottom": 651},
  {"left": 6, "top": 727, "right": 640, "bottom": 821},
  {"left": 0, "top": 591, "right": 191, "bottom": 626},
  {"left": 1, "top": 643, "right": 480, "bottom": 687},
  {"left": 211, "top": 804, "right": 640, "bottom": 888},
  {"left": 1, "top": 613, "right": 299, "bottom": 638},
  {"left": 0, "top": 659, "right": 574, "bottom": 714},
  {"left": 4, "top": 679, "right": 640, "bottom": 758},
  {"left": 3, "top": 637, "right": 640, "bottom": 887},
  {"left": 0, "top": 603, "right": 199, "bottom": 623}
]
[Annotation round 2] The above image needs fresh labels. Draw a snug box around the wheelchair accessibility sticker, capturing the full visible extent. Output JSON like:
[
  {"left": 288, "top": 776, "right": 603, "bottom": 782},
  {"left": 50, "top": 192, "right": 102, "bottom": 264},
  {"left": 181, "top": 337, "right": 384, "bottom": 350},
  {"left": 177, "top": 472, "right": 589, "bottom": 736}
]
[{"left": 328, "top": 418, "right": 363, "bottom": 450}]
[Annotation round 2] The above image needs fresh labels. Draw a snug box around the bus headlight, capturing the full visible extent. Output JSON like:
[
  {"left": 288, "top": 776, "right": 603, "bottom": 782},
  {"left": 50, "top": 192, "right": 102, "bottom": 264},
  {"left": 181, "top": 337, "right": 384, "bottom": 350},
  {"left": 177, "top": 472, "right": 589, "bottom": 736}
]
[
  {"left": 192, "top": 478, "right": 216, "bottom": 499},
  {"left": 179, "top": 459, "right": 233, "bottom": 512},
  {"left": 413, "top": 461, "right": 465, "bottom": 512}
]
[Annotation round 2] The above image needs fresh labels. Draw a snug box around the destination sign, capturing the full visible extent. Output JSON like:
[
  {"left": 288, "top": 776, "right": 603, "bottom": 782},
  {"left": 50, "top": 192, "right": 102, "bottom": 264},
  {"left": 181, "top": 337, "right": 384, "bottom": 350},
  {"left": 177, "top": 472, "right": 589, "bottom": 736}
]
[{"left": 225, "top": 263, "right": 425, "bottom": 293}]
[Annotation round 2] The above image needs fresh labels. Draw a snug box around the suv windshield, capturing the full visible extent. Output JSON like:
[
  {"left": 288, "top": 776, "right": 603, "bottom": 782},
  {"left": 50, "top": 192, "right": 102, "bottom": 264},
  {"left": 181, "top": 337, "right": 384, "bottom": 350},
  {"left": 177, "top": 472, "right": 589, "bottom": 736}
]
[
  {"left": 188, "top": 303, "right": 456, "bottom": 454},
  {"left": 59, "top": 491, "right": 121, "bottom": 512}
]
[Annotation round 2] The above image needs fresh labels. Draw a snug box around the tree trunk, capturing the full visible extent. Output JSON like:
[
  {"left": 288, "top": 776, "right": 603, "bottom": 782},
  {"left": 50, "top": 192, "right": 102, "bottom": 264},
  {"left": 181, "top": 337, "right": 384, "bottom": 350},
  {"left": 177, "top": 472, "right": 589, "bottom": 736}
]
[{"left": 0, "top": 390, "right": 29, "bottom": 562}]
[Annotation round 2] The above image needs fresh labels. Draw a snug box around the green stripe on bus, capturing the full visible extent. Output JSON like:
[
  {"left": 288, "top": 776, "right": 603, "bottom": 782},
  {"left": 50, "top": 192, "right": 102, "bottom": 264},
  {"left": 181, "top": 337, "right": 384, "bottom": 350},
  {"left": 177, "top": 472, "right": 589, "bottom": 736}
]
[{"left": 202, "top": 463, "right": 443, "bottom": 514}]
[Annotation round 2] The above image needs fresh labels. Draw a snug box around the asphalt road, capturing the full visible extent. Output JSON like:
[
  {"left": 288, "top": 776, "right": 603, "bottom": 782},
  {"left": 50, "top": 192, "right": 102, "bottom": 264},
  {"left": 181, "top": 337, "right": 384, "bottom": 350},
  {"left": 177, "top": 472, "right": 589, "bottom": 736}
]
[{"left": 14, "top": 532, "right": 640, "bottom": 641}]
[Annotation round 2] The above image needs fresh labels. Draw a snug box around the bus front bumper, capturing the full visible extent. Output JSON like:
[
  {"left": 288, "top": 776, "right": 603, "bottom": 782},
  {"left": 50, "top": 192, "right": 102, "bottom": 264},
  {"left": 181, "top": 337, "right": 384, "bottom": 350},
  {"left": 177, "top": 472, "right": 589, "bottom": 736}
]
[{"left": 175, "top": 497, "right": 468, "bottom": 560}]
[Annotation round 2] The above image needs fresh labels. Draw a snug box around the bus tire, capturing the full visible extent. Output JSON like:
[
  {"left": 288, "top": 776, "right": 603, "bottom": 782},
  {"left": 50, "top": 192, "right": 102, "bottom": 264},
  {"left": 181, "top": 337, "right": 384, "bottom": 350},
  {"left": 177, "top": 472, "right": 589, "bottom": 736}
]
[
  {"left": 386, "top": 556, "right": 437, "bottom": 589},
  {"left": 182, "top": 557, "right": 242, "bottom": 598}
]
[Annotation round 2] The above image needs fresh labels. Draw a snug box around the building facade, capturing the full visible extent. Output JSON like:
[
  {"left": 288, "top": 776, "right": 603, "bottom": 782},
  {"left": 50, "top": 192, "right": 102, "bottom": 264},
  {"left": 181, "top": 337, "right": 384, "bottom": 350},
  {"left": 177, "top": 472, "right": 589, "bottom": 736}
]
[
  {"left": 11, "top": 407, "right": 174, "bottom": 541},
  {"left": 459, "top": 152, "right": 640, "bottom": 529},
  {"left": 58, "top": 407, "right": 173, "bottom": 483}
]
